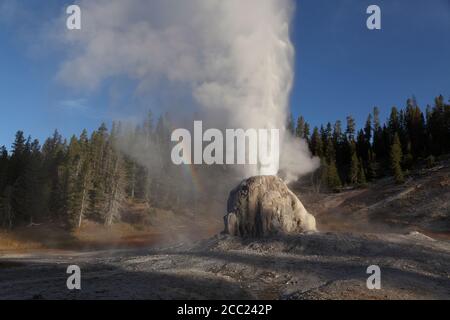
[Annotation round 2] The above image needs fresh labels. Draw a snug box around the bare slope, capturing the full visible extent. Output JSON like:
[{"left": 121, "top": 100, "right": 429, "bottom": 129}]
[{"left": 298, "top": 163, "right": 450, "bottom": 238}]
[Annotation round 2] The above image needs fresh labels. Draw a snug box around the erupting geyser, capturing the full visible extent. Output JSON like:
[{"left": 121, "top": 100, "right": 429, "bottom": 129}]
[
  {"left": 224, "top": 176, "right": 317, "bottom": 238},
  {"left": 54, "top": 0, "right": 319, "bottom": 184}
]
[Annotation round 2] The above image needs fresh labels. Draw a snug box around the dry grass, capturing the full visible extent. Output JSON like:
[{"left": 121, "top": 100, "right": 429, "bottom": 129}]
[
  {"left": 0, "top": 232, "right": 44, "bottom": 251},
  {"left": 0, "top": 203, "right": 222, "bottom": 252}
]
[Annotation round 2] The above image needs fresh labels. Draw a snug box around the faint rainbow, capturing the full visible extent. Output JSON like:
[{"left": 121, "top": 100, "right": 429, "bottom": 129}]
[{"left": 169, "top": 122, "right": 204, "bottom": 194}]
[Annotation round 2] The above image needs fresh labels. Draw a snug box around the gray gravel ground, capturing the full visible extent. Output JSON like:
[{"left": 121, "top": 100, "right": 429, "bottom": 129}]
[{"left": 0, "top": 231, "right": 449, "bottom": 300}]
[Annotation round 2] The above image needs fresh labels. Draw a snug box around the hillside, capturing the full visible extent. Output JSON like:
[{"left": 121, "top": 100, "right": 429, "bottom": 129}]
[{"left": 297, "top": 160, "right": 450, "bottom": 239}]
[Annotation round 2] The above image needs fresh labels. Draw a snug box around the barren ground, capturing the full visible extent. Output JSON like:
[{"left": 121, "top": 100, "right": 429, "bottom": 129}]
[
  {"left": 0, "top": 232, "right": 449, "bottom": 300},
  {"left": 0, "top": 164, "right": 449, "bottom": 300}
]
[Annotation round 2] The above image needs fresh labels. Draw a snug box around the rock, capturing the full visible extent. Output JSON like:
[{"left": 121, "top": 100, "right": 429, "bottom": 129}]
[
  {"left": 406, "top": 231, "right": 435, "bottom": 242},
  {"left": 224, "top": 176, "right": 316, "bottom": 237}
]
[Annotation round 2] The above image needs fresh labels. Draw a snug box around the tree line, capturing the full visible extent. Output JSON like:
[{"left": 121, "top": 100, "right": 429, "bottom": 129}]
[
  {"left": 0, "top": 94, "right": 449, "bottom": 229},
  {"left": 289, "top": 95, "right": 450, "bottom": 189},
  {"left": 0, "top": 113, "right": 185, "bottom": 230}
]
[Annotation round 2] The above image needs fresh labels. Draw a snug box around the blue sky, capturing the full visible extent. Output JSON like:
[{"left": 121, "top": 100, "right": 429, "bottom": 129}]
[
  {"left": 0, "top": 0, "right": 449, "bottom": 148},
  {"left": 292, "top": 0, "right": 450, "bottom": 127}
]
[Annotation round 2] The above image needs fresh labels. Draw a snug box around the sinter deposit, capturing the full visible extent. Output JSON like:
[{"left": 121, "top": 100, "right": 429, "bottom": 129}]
[{"left": 224, "top": 176, "right": 316, "bottom": 237}]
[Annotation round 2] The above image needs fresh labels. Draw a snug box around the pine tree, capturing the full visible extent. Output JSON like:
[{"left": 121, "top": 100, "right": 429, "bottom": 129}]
[
  {"left": 319, "top": 159, "right": 328, "bottom": 191},
  {"left": 333, "top": 121, "right": 343, "bottom": 144},
  {"left": 65, "top": 135, "right": 92, "bottom": 229},
  {"left": 356, "top": 129, "right": 367, "bottom": 162},
  {"left": 11, "top": 137, "right": 45, "bottom": 225},
  {"left": 366, "top": 150, "right": 377, "bottom": 180},
  {"left": 373, "top": 107, "right": 385, "bottom": 161},
  {"left": 388, "top": 107, "right": 401, "bottom": 140},
  {"left": 286, "top": 113, "right": 295, "bottom": 135},
  {"left": 320, "top": 125, "right": 327, "bottom": 153},
  {"left": 0, "top": 146, "right": 11, "bottom": 228},
  {"left": 296, "top": 116, "right": 306, "bottom": 139},
  {"left": 29, "top": 139, "right": 47, "bottom": 223},
  {"left": 364, "top": 114, "right": 372, "bottom": 143},
  {"left": 373, "top": 107, "right": 380, "bottom": 132},
  {"left": 42, "top": 130, "right": 66, "bottom": 222},
  {"left": 8, "top": 132, "right": 30, "bottom": 225},
  {"left": 390, "top": 133, "right": 404, "bottom": 183},
  {"left": 322, "top": 136, "right": 342, "bottom": 190},
  {"left": 102, "top": 123, "right": 126, "bottom": 226},
  {"left": 88, "top": 124, "right": 109, "bottom": 222},
  {"left": 9, "top": 131, "right": 27, "bottom": 185},
  {"left": 346, "top": 116, "right": 356, "bottom": 141},
  {"left": 348, "top": 145, "right": 360, "bottom": 185},
  {"left": 310, "top": 127, "right": 323, "bottom": 157},
  {"left": 404, "top": 98, "right": 425, "bottom": 158},
  {"left": 362, "top": 115, "right": 373, "bottom": 163},
  {"left": 0, "top": 186, "right": 13, "bottom": 229},
  {"left": 427, "top": 95, "right": 449, "bottom": 155},
  {"left": 357, "top": 161, "right": 367, "bottom": 185},
  {"left": 77, "top": 131, "right": 92, "bottom": 228},
  {"left": 303, "top": 122, "right": 311, "bottom": 144},
  {"left": 327, "top": 161, "right": 341, "bottom": 190},
  {"left": 0, "top": 146, "right": 8, "bottom": 193},
  {"left": 332, "top": 121, "right": 344, "bottom": 177}
]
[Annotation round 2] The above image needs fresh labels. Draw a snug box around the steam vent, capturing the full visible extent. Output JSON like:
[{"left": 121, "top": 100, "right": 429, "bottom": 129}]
[{"left": 224, "top": 176, "right": 317, "bottom": 238}]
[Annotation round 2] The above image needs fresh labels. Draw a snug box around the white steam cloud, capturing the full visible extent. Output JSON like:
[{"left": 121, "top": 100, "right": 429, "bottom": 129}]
[{"left": 56, "top": 0, "right": 318, "bottom": 181}]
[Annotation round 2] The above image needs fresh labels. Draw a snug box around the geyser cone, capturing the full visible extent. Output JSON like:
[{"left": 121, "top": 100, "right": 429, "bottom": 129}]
[{"left": 224, "top": 176, "right": 317, "bottom": 237}]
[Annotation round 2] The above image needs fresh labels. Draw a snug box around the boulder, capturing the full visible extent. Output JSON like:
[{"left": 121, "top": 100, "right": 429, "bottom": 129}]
[{"left": 224, "top": 176, "right": 316, "bottom": 237}]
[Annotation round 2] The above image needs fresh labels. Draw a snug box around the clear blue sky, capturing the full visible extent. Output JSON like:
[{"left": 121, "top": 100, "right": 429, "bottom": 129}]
[
  {"left": 291, "top": 0, "right": 450, "bottom": 129},
  {"left": 1, "top": 0, "right": 449, "bottom": 148}
]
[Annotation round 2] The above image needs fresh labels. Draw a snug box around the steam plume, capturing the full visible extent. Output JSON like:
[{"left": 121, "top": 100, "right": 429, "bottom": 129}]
[{"left": 56, "top": 0, "right": 318, "bottom": 181}]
